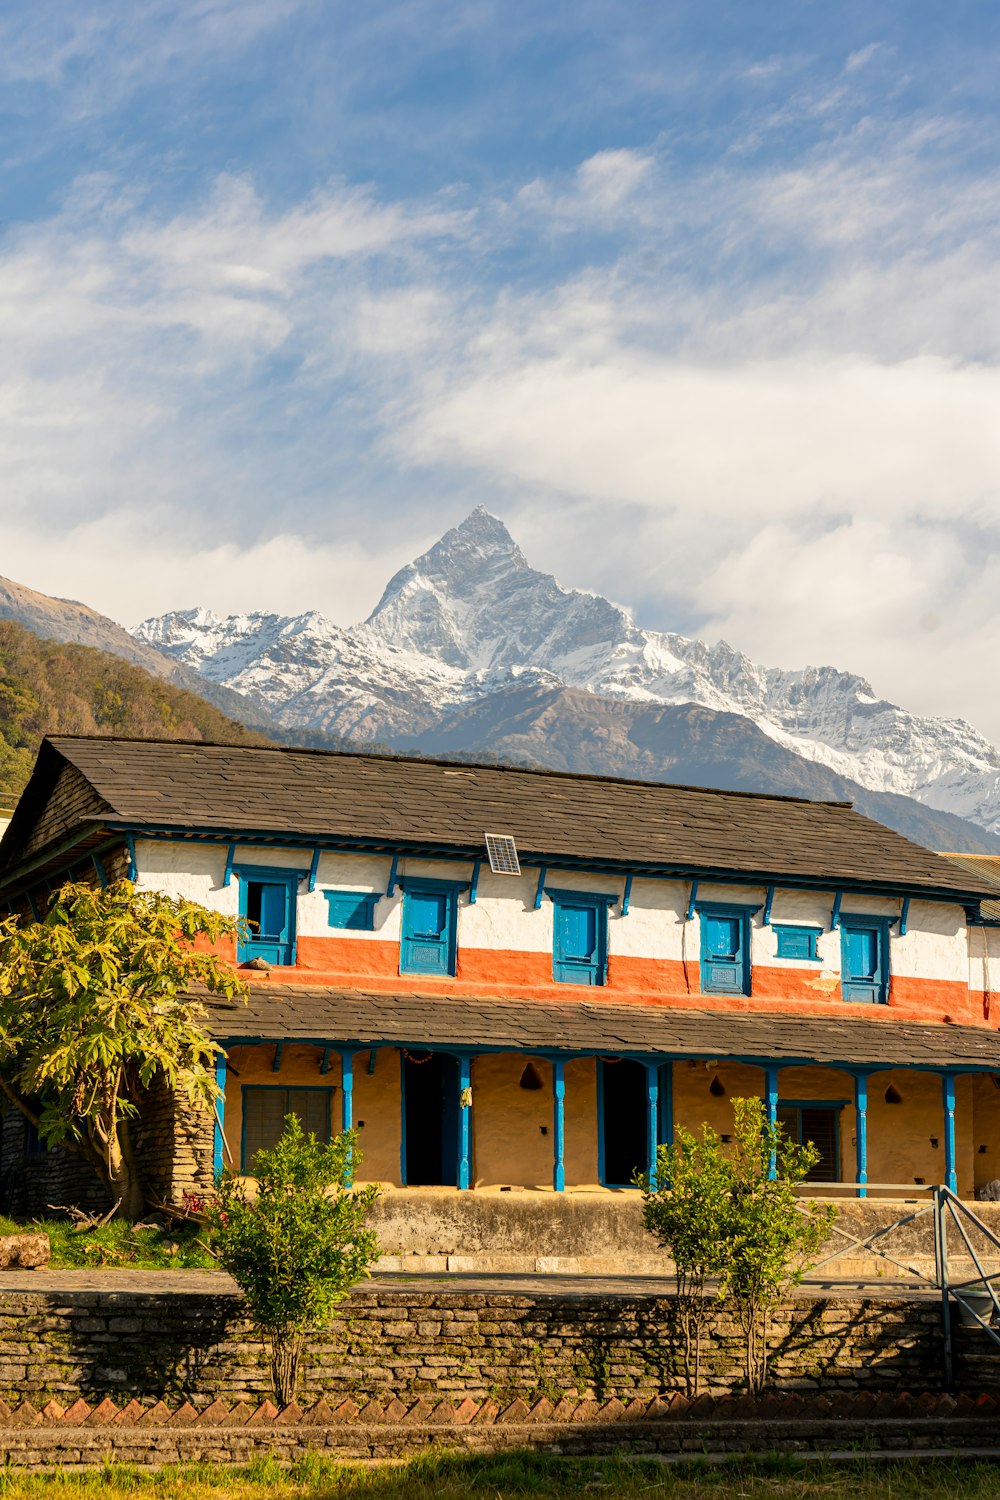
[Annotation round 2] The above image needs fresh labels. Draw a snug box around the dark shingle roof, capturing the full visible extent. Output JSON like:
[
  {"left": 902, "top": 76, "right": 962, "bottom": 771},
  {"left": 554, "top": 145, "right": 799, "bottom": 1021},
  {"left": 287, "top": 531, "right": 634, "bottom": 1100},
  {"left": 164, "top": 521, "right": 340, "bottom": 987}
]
[
  {"left": 206, "top": 984, "right": 1000, "bottom": 1070},
  {"left": 1, "top": 735, "right": 995, "bottom": 903}
]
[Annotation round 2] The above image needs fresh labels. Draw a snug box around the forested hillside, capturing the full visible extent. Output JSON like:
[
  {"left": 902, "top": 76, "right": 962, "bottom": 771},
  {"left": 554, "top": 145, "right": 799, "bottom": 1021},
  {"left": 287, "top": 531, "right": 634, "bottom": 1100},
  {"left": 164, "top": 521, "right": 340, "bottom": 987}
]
[{"left": 0, "top": 619, "right": 269, "bottom": 807}]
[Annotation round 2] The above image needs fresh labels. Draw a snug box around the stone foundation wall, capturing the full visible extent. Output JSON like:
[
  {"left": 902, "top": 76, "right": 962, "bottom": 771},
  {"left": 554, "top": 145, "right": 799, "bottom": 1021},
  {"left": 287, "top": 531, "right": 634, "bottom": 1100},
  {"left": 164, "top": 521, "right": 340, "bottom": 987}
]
[
  {"left": 0, "top": 1390, "right": 998, "bottom": 1471},
  {"left": 0, "top": 1286, "right": 944, "bottom": 1409},
  {"left": 0, "top": 1115, "right": 107, "bottom": 1223}
]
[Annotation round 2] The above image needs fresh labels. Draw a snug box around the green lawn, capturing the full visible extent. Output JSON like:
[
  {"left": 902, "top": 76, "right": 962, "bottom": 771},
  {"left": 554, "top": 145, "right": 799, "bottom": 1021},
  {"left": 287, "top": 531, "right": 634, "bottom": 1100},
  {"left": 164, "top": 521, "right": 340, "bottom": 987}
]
[
  {"left": 0, "top": 1216, "right": 216, "bottom": 1270},
  {"left": 3, "top": 1455, "right": 1000, "bottom": 1499}
]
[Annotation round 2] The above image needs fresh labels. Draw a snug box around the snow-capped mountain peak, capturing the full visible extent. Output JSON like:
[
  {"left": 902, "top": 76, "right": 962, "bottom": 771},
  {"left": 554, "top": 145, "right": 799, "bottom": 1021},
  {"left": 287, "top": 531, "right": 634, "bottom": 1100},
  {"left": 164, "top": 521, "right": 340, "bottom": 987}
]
[{"left": 132, "top": 510, "right": 1000, "bottom": 836}]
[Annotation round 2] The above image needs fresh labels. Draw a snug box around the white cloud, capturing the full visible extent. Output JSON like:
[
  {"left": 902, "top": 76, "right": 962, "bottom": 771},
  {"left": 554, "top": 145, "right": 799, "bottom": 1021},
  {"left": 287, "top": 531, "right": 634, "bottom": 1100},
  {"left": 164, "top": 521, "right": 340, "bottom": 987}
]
[
  {"left": 0, "top": 511, "right": 409, "bottom": 630},
  {"left": 3, "top": 99, "right": 1000, "bottom": 751},
  {"left": 844, "top": 42, "right": 882, "bottom": 74},
  {"left": 404, "top": 353, "right": 1000, "bottom": 523}
]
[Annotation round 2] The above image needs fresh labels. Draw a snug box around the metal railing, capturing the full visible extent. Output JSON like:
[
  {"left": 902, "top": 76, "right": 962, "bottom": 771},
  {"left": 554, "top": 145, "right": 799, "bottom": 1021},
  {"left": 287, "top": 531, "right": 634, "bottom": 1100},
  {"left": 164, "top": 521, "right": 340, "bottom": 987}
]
[
  {"left": 794, "top": 1182, "right": 1000, "bottom": 1389},
  {"left": 934, "top": 1185, "right": 1000, "bottom": 1389}
]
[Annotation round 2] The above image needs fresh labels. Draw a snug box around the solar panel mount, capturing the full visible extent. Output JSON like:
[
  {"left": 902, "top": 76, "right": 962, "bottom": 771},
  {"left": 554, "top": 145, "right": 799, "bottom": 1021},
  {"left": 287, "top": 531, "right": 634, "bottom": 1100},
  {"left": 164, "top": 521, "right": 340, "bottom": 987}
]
[{"left": 485, "top": 832, "right": 521, "bottom": 876}]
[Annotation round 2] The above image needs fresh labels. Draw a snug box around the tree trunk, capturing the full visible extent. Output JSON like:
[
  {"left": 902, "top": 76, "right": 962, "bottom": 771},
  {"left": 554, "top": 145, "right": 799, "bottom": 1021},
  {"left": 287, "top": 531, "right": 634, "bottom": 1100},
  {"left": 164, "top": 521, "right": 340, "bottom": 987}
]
[
  {"left": 106, "top": 1118, "right": 145, "bottom": 1220},
  {"left": 269, "top": 1331, "right": 304, "bottom": 1408}
]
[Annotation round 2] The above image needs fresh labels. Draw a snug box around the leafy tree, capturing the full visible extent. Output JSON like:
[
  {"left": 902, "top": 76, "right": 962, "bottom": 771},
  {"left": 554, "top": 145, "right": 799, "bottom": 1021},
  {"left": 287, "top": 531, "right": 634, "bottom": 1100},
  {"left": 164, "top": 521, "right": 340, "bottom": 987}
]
[
  {"left": 210, "top": 1116, "right": 381, "bottom": 1406},
  {"left": 720, "top": 1097, "right": 835, "bottom": 1394},
  {"left": 0, "top": 879, "right": 247, "bottom": 1219},
  {"left": 639, "top": 1124, "right": 732, "bottom": 1396},
  {"left": 640, "top": 1096, "right": 836, "bottom": 1397},
  {"left": 0, "top": 617, "right": 268, "bottom": 805}
]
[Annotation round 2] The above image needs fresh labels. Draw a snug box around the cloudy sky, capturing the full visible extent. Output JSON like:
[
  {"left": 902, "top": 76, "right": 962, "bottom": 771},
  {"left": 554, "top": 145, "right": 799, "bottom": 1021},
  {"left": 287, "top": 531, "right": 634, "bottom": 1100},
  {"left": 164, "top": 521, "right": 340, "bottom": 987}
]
[{"left": 2, "top": 2, "right": 1000, "bottom": 735}]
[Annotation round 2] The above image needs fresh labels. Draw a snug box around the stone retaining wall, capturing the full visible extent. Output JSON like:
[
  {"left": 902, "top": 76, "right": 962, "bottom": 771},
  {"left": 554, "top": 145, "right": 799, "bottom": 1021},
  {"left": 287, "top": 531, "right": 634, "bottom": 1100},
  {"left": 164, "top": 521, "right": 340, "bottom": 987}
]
[
  {"left": 0, "top": 1286, "right": 944, "bottom": 1408},
  {"left": 0, "top": 1392, "right": 998, "bottom": 1470},
  {"left": 369, "top": 1193, "right": 1000, "bottom": 1278}
]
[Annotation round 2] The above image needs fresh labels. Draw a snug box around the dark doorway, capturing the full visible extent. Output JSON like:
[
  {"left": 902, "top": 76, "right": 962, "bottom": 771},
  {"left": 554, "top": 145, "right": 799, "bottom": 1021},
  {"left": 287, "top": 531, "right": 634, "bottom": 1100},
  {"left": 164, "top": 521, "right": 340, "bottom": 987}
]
[
  {"left": 403, "top": 1053, "right": 459, "bottom": 1186},
  {"left": 600, "top": 1059, "right": 647, "bottom": 1186}
]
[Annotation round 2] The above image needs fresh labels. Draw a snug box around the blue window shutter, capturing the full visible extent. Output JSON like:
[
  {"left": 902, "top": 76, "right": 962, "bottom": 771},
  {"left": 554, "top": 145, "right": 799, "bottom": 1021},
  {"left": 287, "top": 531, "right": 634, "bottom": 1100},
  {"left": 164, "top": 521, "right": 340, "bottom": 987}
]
[
  {"left": 700, "top": 912, "right": 748, "bottom": 995},
  {"left": 237, "top": 869, "right": 297, "bottom": 965},
  {"left": 553, "top": 899, "right": 606, "bottom": 985},
  {"left": 401, "top": 887, "right": 456, "bottom": 975},
  {"left": 325, "top": 892, "right": 378, "bottom": 930},
  {"left": 258, "top": 882, "right": 287, "bottom": 941},
  {"left": 774, "top": 926, "right": 821, "bottom": 961},
  {"left": 841, "top": 920, "right": 887, "bottom": 1004}
]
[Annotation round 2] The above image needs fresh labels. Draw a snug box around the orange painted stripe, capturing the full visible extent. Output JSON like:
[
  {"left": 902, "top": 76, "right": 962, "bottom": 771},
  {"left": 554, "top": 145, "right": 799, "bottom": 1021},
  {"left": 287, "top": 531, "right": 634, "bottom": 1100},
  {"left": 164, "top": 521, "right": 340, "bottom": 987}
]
[{"left": 223, "top": 936, "right": 980, "bottom": 1029}]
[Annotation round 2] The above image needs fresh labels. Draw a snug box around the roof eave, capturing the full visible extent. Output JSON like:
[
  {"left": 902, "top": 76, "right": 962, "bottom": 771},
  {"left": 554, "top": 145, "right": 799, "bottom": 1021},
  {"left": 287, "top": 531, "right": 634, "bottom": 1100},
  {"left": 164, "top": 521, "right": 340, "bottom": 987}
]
[{"left": 108, "top": 817, "right": 994, "bottom": 907}]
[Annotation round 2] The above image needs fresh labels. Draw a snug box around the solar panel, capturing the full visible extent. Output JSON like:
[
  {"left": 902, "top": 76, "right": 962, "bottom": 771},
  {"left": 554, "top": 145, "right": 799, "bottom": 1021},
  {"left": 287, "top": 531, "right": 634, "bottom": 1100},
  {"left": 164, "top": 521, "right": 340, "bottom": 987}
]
[{"left": 485, "top": 832, "right": 521, "bottom": 876}]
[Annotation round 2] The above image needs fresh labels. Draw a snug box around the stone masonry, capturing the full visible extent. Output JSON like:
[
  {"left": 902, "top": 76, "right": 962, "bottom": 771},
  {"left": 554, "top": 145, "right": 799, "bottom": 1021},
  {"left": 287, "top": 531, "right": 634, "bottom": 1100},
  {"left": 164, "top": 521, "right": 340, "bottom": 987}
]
[
  {"left": 0, "top": 1284, "right": 945, "bottom": 1409},
  {"left": 2, "top": 1390, "right": 1000, "bottom": 1471}
]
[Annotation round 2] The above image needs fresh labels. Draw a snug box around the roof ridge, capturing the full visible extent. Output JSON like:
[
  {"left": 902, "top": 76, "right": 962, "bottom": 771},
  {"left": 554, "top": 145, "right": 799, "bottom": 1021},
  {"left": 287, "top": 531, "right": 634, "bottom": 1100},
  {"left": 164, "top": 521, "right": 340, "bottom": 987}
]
[{"left": 42, "top": 733, "right": 855, "bottom": 811}]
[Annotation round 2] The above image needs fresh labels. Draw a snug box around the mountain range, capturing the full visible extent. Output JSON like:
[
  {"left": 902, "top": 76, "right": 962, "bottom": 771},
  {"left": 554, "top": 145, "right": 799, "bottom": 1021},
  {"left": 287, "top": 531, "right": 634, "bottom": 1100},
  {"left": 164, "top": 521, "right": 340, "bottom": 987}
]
[
  {"left": 122, "top": 506, "right": 1000, "bottom": 855},
  {"left": 1, "top": 508, "right": 998, "bottom": 853}
]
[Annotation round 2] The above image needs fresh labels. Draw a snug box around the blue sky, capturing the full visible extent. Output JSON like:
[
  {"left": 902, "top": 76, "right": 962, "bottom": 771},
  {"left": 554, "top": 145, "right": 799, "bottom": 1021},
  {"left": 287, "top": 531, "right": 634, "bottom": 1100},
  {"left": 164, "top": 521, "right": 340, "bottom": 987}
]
[{"left": 2, "top": 1, "right": 1000, "bottom": 734}]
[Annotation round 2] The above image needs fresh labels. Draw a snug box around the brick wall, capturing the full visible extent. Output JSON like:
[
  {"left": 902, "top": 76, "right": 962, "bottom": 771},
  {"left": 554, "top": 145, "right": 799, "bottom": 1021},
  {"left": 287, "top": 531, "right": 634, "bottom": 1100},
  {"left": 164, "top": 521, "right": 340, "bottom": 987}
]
[{"left": 0, "top": 1286, "right": 944, "bottom": 1409}]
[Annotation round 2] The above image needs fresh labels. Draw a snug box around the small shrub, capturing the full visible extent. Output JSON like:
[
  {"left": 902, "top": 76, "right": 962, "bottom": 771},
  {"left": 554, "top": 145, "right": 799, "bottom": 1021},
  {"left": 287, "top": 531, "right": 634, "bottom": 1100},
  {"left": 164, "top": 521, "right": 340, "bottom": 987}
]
[
  {"left": 640, "top": 1097, "right": 836, "bottom": 1396},
  {"left": 639, "top": 1122, "right": 732, "bottom": 1396},
  {"left": 210, "top": 1115, "right": 380, "bottom": 1406}
]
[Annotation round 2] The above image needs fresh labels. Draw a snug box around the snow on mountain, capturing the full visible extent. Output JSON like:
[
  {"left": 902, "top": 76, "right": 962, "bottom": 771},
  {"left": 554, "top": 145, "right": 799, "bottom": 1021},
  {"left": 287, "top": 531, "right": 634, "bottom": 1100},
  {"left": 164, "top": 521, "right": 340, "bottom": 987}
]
[{"left": 132, "top": 507, "right": 1000, "bottom": 835}]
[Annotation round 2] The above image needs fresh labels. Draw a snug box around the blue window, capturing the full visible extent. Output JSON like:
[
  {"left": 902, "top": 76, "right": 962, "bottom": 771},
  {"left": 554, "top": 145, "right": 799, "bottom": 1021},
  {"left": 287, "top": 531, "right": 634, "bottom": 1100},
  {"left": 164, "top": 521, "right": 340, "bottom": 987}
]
[
  {"left": 236, "top": 866, "right": 298, "bottom": 965},
  {"left": 774, "top": 925, "right": 822, "bottom": 961},
  {"left": 840, "top": 917, "right": 889, "bottom": 1004},
  {"left": 697, "top": 903, "right": 754, "bottom": 995},
  {"left": 400, "top": 879, "right": 461, "bottom": 976},
  {"left": 241, "top": 1086, "right": 333, "bottom": 1170},
  {"left": 549, "top": 889, "right": 611, "bottom": 985},
  {"left": 324, "top": 891, "right": 379, "bottom": 931}
]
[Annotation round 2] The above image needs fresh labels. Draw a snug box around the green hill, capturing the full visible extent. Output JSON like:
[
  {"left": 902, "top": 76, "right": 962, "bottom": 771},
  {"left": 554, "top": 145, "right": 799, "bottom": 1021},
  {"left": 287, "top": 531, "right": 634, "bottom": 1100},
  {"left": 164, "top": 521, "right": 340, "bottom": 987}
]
[{"left": 0, "top": 618, "right": 269, "bottom": 809}]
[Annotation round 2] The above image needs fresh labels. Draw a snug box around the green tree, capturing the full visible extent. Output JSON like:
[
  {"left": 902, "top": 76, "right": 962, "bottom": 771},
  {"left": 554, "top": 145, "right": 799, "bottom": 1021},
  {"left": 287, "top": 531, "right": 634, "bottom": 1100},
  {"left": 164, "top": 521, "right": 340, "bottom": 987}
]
[
  {"left": 0, "top": 879, "right": 246, "bottom": 1220},
  {"left": 639, "top": 1124, "right": 732, "bottom": 1396},
  {"left": 641, "top": 1097, "right": 836, "bottom": 1397},
  {"left": 210, "top": 1116, "right": 381, "bottom": 1406},
  {"left": 720, "top": 1097, "right": 835, "bottom": 1394}
]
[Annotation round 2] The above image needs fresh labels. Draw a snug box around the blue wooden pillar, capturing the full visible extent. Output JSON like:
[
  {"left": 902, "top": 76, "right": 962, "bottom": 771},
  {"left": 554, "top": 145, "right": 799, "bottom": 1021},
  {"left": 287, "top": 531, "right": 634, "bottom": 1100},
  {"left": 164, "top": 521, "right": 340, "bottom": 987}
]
[
  {"left": 942, "top": 1072, "right": 957, "bottom": 1193},
  {"left": 765, "top": 1065, "right": 780, "bottom": 1179},
  {"left": 341, "top": 1050, "right": 354, "bottom": 1132},
  {"left": 341, "top": 1050, "right": 355, "bottom": 1184},
  {"left": 213, "top": 1051, "right": 227, "bottom": 1180},
  {"left": 854, "top": 1072, "right": 868, "bottom": 1199},
  {"left": 458, "top": 1054, "right": 472, "bottom": 1190},
  {"left": 553, "top": 1059, "right": 566, "bottom": 1192},
  {"left": 645, "top": 1062, "right": 659, "bottom": 1190}
]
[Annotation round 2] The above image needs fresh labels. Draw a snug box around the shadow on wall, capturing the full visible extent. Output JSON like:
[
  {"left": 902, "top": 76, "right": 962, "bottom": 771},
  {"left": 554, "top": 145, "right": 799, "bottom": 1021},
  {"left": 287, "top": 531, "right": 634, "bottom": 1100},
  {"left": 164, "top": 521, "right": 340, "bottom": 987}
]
[
  {"left": 61, "top": 1296, "right": 238, "bottom": 1404},
  {"left": 0, "top": 1289, "right": 945, "bottom": 1408}
]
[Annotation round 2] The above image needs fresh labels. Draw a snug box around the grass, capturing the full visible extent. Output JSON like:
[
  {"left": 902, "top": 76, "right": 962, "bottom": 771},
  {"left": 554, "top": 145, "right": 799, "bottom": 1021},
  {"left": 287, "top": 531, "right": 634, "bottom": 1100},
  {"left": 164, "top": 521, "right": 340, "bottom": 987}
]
[
  {"left": 0, "top": 1216, "right": 216, "bottom": 1270},
  {"left": 1, "top": 1454, "right": 1000, "bottom": 1498}
]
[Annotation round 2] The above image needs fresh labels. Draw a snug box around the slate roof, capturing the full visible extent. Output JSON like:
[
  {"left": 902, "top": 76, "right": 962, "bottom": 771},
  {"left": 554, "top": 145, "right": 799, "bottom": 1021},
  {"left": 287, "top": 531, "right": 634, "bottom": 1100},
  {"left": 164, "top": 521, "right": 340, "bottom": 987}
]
[
  {"left": 1, "top": 734, "right": 995, "bottom": 904},
  {"left": 206, "top": 985, "right": 1000, "bottom": 1070}
]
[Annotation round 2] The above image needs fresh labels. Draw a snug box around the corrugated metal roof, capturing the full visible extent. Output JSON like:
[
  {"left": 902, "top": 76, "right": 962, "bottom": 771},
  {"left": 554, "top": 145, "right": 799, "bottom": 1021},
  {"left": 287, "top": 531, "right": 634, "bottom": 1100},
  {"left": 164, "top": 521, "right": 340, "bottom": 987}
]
[{"left": 938, "top": 854, "right": 1000, "bottom": 921}]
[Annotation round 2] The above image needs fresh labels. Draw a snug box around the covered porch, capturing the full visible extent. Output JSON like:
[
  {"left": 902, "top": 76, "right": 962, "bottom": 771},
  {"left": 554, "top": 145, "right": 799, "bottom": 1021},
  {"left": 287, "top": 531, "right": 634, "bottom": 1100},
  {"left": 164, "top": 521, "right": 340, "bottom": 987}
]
[{"left": 208, "top": 987, "right": 1000, "bottom": 1200}]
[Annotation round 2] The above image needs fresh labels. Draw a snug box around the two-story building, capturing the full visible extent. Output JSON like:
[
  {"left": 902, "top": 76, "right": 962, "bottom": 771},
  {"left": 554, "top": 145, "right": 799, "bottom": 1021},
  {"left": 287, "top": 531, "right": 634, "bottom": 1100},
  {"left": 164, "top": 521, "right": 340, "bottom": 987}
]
[{"left": 2, "top": 733, "right": 1000, "bottom": 1212}]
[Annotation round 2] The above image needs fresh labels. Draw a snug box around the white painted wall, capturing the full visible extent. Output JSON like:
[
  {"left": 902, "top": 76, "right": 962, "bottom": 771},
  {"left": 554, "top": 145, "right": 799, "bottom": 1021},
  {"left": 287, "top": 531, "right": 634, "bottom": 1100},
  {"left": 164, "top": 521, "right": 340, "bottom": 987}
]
[{"left": 133, "top": 837, "right": 973, "bottom": 982}]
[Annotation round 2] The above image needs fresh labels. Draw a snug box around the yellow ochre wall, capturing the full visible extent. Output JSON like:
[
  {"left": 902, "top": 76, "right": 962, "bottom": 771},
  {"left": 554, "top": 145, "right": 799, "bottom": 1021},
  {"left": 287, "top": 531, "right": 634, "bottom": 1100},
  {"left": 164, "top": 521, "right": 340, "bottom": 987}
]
[
  {"left": 671, "top": 1061, "right": 982, "bottom": 1199},
  {"left": 223, "top": 1043, "right": 404, "bottom": 1186},
  {"left": 471, "top": 1055, "right": 598, "bottom": 1188},
  {"left": 222, "top": 1046, "right": 994, "bottom": 1199}
]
